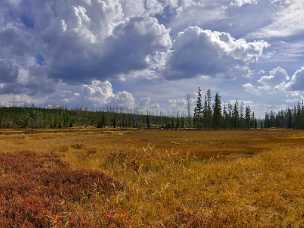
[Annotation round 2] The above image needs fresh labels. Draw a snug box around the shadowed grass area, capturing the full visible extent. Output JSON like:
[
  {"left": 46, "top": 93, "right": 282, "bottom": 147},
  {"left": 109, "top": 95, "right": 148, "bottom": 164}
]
[{"left": 1, "top": 129, "right": 304, "bottom": 226}]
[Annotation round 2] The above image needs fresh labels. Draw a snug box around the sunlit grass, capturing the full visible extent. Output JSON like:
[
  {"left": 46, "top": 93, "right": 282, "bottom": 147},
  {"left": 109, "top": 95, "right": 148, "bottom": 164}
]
[{"left": 1, "top": 129, "right": 304, "bottom": 226}]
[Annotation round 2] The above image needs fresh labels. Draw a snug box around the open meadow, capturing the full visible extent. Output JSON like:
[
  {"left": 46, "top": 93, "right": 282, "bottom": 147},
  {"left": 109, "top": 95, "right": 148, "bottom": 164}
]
[{"left": 1, "top": 128, "right": 304, "bottom": 227}]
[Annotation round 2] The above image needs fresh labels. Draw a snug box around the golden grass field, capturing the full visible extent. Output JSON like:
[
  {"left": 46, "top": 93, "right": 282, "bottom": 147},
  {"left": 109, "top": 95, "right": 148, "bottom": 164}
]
[{"left": 1, "top": 128, "right": 304, "bottom": 227}]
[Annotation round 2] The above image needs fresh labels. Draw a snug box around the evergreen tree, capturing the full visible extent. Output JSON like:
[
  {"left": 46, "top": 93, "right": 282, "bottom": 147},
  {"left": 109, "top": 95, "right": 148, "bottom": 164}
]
[
  {"left": 146, "top": 113, "right": 151, "bottom": 129},
  {"left": 96, "top": 114, "right": 106, "bottom": 128},
  {"left": 287, "top": 108, "right": 293, "bottom": 128},
  {"left": 223, "top": 104, "right": 230, "bottom": 129},
  {"left": 212, "top": 93, "right": 222, "bottom": 128},
  {"left": 239, "top": 102, "right": 245, "bottom": 128},
  {"left": 245, "top": 106, "right": 251, "bottom": 129},
  {"left": 232, "top": 101, "right": 240, "bottom": 128},
  {"left": 205, "top": 89, "right": 212, "bottom": 128},
  {"left": 227, "top": 104, "right": 233, "bottom": 129},
  {"left": 193, "top": 87, "right": 203, "bottom": 128}
]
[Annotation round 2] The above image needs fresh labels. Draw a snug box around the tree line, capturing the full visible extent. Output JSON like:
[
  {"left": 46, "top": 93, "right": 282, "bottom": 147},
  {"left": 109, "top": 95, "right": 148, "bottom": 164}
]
[
  {"left": 264, "top": 102, "right": 304, "bottom": 129},
  {"left": 193, "top": 88, "right": 258, "bottom": 129},
  {"left": 0, "top": 88, "right": 259, "bottom": 129},
  {"left": 0, "top": 107, "right": 191, "bottom": 129}
]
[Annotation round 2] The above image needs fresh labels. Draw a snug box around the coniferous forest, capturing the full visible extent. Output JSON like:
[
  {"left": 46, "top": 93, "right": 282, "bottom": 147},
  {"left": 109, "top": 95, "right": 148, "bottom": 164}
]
[
  {"left": 0, "top": 88, "right": 261, "bottom": 129},
  {"left": 5, "top": 87, "right": 304, "bottom": 130},
  {"left": 192, "top": 88, "right": 258, "bottom": 129},
  {"left": 0, "top": 107, "right": 189, "bottom": 129},
  {"left": 263, "top": 102, "right": 304, "bottom": 129}
]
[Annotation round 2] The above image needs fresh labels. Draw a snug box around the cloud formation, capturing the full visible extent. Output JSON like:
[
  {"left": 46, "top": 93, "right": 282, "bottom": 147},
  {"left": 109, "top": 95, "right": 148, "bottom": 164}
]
[
  {"left": 230, "top": 0, "right": 258, "bottom": 7},
  {"left": 166, "top": 27, "right": 269, "bottom": 79},
  {"left": 285, "top": 68, "right": 304, "bottom": 91},
  {"left": 1, "top": 0, "right": 304, "bottom": 114},
  {"left": 252, "top": 0, "right": 304, "bottom": 38},
  {"left": 243, "top": 66, "right": 304, "bottom": 94},
  {"left": 0, "top": 79, "right": 135, "bottom": 111},
  {"left": 47, "top": 80, "right": 136, "bottom": 110},
  {"left": 258, "top": 67, "right": 289, "bottom": 89}
]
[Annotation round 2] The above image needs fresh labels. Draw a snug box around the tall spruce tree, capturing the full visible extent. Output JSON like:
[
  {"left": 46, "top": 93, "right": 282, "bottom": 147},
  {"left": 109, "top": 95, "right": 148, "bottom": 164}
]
[
  {"left": 223, "top": 104, "right": 229, "bottom": 128},
  {"left": 287, "top": 108, "right": 293, "bottom": 128},
  {"left": 194, "top": 87, "right": 203, "bottom": 128},
  {"left": 240, "top": 102, "right": 245, "bottom": 128},
  {"left": 203, "top": 89, "right": 213, "bottom": 128},
  {"left": 245, "top": 106, "right": 251, "bottom": 129},
  {"left": 213, "top": 93, "right": 222, "bottom": 128},
  {"left": 232, "top": 101, "right": 239, "bottom": 128}
]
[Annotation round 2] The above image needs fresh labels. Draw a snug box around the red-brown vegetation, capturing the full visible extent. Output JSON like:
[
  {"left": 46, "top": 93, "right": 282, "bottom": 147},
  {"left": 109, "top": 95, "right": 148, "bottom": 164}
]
[{"left": 0, "top": 152, "right": 123, "bottom": 227}]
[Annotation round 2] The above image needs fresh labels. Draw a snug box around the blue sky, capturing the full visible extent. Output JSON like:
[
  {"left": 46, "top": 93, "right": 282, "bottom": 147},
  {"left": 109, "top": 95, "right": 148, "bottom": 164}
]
[{"left": 1, "top": 0, "right": 304, "bottom": 117}]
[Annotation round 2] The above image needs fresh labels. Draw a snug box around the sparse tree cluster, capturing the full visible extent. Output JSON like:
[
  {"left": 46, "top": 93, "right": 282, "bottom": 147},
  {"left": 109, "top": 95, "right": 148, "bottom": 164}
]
[
  {"left": 193, "top": 88, "right": 257, "bottom": 129},
  {"left": 264, "top": 102, "right": 304, "bottom": 129}
]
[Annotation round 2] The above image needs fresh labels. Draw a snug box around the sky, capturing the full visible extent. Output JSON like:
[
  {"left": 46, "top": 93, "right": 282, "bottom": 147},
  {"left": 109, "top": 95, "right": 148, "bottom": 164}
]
[{"left": 1, "top": 0, "right": 304, "bottom": 117}]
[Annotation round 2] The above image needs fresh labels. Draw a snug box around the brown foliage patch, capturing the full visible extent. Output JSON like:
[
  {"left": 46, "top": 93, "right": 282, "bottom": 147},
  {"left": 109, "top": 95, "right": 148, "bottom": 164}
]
[{"left": 0, "top": 152, "right": 123, "bottom": 227}]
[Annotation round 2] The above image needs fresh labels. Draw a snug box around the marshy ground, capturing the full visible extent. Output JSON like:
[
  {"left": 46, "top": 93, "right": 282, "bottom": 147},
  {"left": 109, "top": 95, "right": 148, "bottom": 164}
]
[{"left": 1, "top": 128, "right": 304, "bottom": 227}]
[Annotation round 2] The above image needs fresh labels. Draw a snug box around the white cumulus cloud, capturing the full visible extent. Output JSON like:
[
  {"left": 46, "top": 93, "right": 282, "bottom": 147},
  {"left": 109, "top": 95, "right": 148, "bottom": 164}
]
[{"left": 166, "top": 26, "right": 269, "bottom": 79}]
